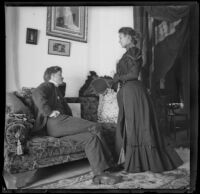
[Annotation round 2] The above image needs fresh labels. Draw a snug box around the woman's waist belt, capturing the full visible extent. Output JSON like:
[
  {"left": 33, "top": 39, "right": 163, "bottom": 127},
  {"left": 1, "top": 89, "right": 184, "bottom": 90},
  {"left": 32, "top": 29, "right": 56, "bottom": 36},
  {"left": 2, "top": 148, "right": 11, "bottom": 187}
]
[{"left": 120, "top": 78, "right": 138, "bottom": 86}]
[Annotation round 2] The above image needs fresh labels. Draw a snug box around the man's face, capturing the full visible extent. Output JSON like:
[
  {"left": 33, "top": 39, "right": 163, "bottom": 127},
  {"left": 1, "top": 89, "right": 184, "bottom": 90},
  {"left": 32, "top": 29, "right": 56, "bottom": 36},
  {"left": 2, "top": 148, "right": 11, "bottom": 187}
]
[{"left": 51, "top": 71, "right": 64, "bottom": 85}]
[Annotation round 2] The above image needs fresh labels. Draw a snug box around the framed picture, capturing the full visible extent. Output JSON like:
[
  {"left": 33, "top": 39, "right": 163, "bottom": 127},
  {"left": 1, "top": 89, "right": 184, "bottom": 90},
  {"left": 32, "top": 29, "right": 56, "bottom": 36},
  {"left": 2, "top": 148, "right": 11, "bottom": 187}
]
[
  {"left": 26, "top": 28, "right": 38, "bottom": 44},
  {"left": 48, "top": 39, "right": 70, "bottom": 56},
  {"left": 46, "top": 6, "right": 88, "bottom": 43}
]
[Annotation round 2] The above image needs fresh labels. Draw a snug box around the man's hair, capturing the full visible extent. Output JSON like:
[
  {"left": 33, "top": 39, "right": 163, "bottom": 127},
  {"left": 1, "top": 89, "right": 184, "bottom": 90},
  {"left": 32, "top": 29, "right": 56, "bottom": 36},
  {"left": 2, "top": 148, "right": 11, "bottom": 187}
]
[{"left": 43, "top": 66, "right": 62, "bottom": 82}]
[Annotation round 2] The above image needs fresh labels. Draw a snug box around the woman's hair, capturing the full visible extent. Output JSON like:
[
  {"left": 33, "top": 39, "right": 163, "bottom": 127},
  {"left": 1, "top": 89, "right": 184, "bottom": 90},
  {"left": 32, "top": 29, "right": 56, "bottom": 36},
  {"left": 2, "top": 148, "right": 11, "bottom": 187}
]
[
  {"left": 118, "top": 27, "right": 141, "bottom": 45},
  {"left": 43, "top": 66, "right": 62, "bottom": 82}
]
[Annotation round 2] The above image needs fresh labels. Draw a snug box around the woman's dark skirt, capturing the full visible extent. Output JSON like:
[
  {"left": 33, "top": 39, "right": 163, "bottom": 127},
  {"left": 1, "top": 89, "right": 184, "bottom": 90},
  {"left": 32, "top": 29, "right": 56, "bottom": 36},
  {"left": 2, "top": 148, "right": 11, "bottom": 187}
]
[{"left": 115, "top": 80, "right": 183, "bottom": 173}]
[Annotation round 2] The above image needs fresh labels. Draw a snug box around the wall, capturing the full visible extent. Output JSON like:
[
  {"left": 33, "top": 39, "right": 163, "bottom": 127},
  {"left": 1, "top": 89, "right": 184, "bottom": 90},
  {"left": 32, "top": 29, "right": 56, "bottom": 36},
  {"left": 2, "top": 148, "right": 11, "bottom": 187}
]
[
  {"left": 88, "top": 6, "right": 134, "bottom": 76},
  {"left": 6, "top": 6, "right": 133, "bottom": 96},
  {"left": 6, "top": 7, "right": 20, "bottom": 91}
]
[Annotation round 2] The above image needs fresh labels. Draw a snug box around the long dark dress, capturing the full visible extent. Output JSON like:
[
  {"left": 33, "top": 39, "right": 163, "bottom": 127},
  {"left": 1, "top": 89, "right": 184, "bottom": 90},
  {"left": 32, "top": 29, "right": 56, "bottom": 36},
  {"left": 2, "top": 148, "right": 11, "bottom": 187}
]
[{"left": 114, "top": 46, "right": 183, "bottom": 173}]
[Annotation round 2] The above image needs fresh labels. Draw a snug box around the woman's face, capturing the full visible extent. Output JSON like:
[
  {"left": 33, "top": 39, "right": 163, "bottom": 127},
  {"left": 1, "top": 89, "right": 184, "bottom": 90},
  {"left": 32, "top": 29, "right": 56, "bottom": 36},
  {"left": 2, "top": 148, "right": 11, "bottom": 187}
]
[
  {"left": 51, "top": 70, "right": 64, "bottom": 85},
  {"left": 119, "top": 33, "right": 132, "bottom": 48}
]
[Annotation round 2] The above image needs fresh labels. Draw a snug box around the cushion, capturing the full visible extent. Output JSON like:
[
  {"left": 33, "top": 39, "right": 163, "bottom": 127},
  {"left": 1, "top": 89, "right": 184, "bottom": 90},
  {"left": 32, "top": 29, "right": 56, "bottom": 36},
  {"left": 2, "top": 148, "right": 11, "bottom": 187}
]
[
  {"left": 97, "top": 88, "right": 118, "bottom": 123},
  {"left": 5, "top": 113, "right": 34, "bottom": 148},
  {"left": 27, "top": 135, "right": 85, "bottom": 159},
  {"left": 15, "top": 87, "right": 35, "bottom": 111},
  {"left": 6, "top": 92, "right": 31, "bottom": 115}
]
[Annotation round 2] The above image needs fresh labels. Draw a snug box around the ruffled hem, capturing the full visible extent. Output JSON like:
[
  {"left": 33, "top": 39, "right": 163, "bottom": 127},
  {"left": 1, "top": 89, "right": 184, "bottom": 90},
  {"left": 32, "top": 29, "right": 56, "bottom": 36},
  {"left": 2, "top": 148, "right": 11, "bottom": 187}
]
[{"left": 123, "top": 144, "right": 184, "bottom": 173}]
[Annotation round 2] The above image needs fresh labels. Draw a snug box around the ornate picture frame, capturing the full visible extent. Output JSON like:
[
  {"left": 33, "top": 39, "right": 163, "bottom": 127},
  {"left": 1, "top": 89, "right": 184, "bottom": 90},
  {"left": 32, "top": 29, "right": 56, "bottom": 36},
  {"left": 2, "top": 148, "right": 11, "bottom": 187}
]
[{"left": 46, "top": 6, "right": 88, "bottom": 43}]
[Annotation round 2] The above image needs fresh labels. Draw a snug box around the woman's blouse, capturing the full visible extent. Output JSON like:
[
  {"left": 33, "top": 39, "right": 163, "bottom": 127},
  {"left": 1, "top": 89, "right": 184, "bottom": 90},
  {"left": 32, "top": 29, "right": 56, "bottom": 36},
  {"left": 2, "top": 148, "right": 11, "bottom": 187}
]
[{"left": 116, "top": 47, "right": 143, "bottom": 82}]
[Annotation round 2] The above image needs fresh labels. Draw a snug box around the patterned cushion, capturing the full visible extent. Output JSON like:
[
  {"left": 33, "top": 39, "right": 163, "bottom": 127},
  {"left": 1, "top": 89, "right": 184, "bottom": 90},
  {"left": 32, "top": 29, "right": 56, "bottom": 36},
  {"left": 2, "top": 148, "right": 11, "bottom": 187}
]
[
  {"left": 5, "top": 113, "right": 35, "bottom": 155},
  {"left": 4, "top": 151, "right": 86, "bottom": 174},
  {"left": 4, "top": 134, "right": 87, "bottom": 174},
  {"left": 27, "top": 135, "right": 85, "bottom": 160},
  {"left": 80, "top": 97, "right": 99, "bottom": 122},
  {"left": 15, "top": 87, "right": 35, "bottom": 114},
  {"left": 97, "top": 89, "right": 118, "bottom": 123},
  {"left": 6, "top": 92, "right": 31, "bottom": 115}
]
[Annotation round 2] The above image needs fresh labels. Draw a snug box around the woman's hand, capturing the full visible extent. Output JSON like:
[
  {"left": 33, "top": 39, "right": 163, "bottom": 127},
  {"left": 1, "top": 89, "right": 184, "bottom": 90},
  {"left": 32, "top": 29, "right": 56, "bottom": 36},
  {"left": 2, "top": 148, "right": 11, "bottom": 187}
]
[
  {"left": 113, "top": 73, "right": 120, "bottom": 83},
  {"left": 111, "top": 82, "right": 118, "bottom": 92}
]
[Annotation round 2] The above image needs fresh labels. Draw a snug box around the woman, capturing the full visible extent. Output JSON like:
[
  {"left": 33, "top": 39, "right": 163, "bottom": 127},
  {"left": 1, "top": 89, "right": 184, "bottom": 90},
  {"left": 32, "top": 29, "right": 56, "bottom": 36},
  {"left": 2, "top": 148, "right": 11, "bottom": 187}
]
[{"left": 112, "top": 27, "right": 183, "bottom": 173}]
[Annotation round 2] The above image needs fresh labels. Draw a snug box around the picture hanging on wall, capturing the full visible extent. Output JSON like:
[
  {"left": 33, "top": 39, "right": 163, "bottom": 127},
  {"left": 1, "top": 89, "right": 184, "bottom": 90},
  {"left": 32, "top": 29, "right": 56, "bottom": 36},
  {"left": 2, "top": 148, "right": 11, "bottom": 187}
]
[
  {"left": 26, "top": 28, "right": 38, "bottom": 44},
  {"left": 46, "top": 6, "right": 88, "bottom": 43},
  {"left": 48, "top": 39, "right": 71, "bottom": 56}
]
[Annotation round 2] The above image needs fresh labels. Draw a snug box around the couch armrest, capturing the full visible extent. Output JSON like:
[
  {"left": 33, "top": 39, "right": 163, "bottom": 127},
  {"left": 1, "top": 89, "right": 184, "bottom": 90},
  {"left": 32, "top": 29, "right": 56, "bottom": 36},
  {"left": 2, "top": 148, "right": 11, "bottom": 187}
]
[
  {"left": 5, "top": 113, "right": 35, "bottom": 155},
  {"left": 80, "top": 97, "right": 99, "bottom": 122}
]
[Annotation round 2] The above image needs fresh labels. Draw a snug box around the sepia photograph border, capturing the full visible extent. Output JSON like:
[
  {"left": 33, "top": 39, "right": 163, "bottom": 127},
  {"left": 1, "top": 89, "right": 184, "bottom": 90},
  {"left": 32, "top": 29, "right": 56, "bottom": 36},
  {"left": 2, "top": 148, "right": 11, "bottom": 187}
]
[{"left": 3, "top": 1, "right": 199, "bottom": 193}]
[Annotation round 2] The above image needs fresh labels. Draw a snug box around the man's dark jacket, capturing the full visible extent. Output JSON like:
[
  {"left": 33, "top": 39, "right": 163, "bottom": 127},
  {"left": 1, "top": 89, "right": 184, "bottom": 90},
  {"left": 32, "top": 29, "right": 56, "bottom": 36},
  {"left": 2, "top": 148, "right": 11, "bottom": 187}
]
[{"left": 31, "top": 82, "right": 72, "bottom": 133}]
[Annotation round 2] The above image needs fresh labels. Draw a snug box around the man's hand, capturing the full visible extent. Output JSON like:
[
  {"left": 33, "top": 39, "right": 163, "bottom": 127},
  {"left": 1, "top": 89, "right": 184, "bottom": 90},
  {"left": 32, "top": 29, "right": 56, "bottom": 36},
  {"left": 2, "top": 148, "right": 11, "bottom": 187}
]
[{"left": 49, "top": 110, "right": 60, "bottom": 118}]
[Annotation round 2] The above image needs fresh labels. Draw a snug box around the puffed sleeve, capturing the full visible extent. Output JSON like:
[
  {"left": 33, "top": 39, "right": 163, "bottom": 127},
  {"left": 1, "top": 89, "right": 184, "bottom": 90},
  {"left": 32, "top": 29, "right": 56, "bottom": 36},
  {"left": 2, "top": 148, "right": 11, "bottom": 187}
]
[
  {"left": 32, "top": 84, "right": 53, "bottom": 117},
  {"left": 119, "top": 53, "right": 142, "bottom": 82}
]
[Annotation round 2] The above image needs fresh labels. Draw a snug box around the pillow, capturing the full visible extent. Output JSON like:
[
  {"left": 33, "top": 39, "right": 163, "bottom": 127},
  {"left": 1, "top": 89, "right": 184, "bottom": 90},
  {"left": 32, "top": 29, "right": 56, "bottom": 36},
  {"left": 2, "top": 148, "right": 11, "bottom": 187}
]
[
  {"left": 6, "top": 92, "right": 31, "bottom": 115},
  {"left": 97, "top": 88, "right": 118, "bottom": 123},
  {"left": 15, "top": 87, "right": 35, "bottom": 113}
]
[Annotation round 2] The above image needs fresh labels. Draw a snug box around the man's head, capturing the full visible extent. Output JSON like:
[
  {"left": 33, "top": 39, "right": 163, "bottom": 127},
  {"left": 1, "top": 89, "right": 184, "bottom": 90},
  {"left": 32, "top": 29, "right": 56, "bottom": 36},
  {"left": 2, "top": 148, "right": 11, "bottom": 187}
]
[{"left": 43, "top": 66, "right": 64, "bottom": 85}]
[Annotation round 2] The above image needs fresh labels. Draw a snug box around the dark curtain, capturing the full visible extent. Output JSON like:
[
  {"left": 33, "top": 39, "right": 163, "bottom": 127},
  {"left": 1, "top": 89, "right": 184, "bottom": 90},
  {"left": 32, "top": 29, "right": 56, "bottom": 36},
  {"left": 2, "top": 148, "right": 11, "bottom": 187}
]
[
  {"left": 144, "top": 6, "right": 190, "bottom": 22},
  {"left": 134, "top": 5, "right": 193, "bottom": 136},
  {"left": 134, "top": 6, "right": 192, "bottom": 106},
  {"left": 144, "top": 6, "right": 190, "bottom": 83},
  {"left": 164, "top": 37, "right": 190, "bottom": 112},
  {"left": 134, "top": 6, "right": 153, "bottom": 89}
]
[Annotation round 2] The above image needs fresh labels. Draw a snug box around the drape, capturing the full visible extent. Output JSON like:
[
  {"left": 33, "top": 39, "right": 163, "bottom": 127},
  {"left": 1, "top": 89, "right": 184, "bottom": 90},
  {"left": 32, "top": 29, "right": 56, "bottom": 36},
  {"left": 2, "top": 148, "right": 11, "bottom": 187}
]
[
  {"left": 134, "top": 6, "right": 153, "bottom": 89},
  {"left": 144, "top": 6, "right": 190, "bottom": 82},
  {"left": 144, "top": 6, "right": 190, "bottom": 22},
  {"left": 144, "top": 5, "right": 190, "bottom": 82}
]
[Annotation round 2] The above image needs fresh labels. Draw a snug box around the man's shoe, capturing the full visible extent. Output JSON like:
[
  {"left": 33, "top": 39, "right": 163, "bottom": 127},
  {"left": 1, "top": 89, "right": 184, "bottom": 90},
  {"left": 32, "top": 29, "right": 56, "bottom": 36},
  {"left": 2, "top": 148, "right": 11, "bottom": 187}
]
[{"left": 92, "top": 172, "right": 122, "bottom": 185}]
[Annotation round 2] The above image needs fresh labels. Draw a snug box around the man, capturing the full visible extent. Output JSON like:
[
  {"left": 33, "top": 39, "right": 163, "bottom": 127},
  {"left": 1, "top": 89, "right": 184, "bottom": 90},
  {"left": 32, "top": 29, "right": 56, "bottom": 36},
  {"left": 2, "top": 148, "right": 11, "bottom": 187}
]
[{"left": 31, "top": 66, "right": 119, "bottom": 182}]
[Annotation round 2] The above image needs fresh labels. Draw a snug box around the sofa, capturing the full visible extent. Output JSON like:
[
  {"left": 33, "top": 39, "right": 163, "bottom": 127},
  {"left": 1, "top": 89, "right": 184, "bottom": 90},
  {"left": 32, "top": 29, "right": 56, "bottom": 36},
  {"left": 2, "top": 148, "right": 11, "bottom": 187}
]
[{"left": 4, "top": 79, "right": 117, "bottom": 188}]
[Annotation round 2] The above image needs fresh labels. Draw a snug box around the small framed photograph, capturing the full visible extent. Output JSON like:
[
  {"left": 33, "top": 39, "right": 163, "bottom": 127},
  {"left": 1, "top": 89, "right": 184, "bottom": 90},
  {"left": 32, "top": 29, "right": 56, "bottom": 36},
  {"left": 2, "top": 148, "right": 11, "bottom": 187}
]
[
  {"left": 48, "top": 39, "right": 71, "bottom": 56},
  {"left": 26, "top": 28, "right": 38, "bottom": 44}
]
